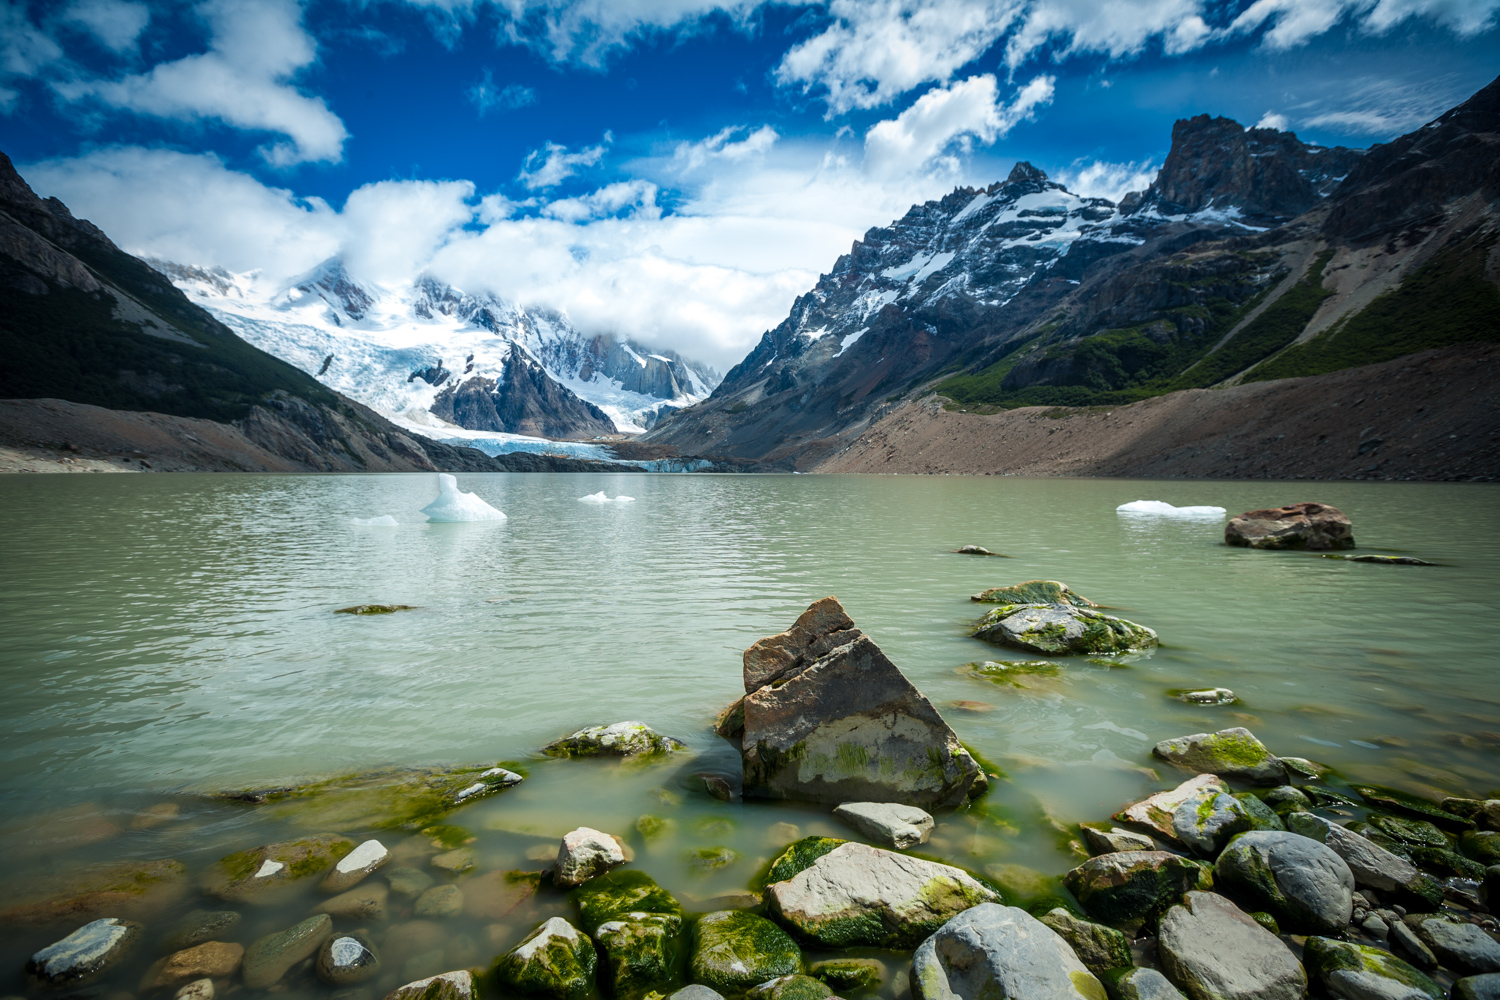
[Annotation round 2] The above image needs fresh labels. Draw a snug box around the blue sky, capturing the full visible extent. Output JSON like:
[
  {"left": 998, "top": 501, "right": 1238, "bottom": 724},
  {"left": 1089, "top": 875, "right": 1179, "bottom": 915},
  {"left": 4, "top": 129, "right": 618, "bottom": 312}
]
[{"left": 3, "top": 0, "right": 1497, "bottom": 366}]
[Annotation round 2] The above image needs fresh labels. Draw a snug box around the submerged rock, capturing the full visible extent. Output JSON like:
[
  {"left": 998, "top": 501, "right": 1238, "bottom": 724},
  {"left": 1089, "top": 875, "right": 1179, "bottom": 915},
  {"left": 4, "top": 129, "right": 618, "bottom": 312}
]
[
  {"left": 243, "top": 914, "right": 333, "bottom": 989},
  {"left": 141, "top": 941, "right": 244, "bottom": 990},
  {"left": 1157, "top": 892, "right": 1306, "bottom": 1000},
  {"left": 1152, "top": 728, "right": 1287, "bottom": 785},
  {"left": 202, "top": 834, "right": 354, "bottom": 902},
  {"left": 335, "top": 604, "right": 417, "bottom": 614},
  {"left": 1176, "top": 688, "right": 1237, "bottom": 705},
  {"left": 767, "top": 841, "right": 998, "bottom": 948},
  {"left": 911, "top": 903, "right": 1105, "bottom": 1000},
  {"left": 809, "top": 958, "right": 884, "bottom": 993},
  {"left": 556, "top": 827, "right": 626, "bottom": 887},
  {"left": 1213, "top": 830, "right": 1354, "bottom": 935},
  {"left": 414, "top": 885, "right": 464, "bottom": 918},
  {"left": 1330, "top": 554, "right": 1436, "bottom": 565},
  {"left": 28, "top": 917, "right": 143, "bottom": 985},
  {"left": 317, "top": 933, "right": 380, "bottom": 986},
  {"left": 0, "top": 858, "right": 188, "bottom": 927},
  {"left": 970, "top": 580, "right": 1096, "bottom": 605},
  {"left": 747, "top": 975, "right": 832, "bottom": 1000},
  {"left": 955, "top": 545, "right": 1006, "bottom": 557},
  {"left": 1353, "top": 785, "right": 1474, "bottom": 830},
  {"left": 175, "top": 978, "right": 215, "bottom": 1000},
  {"left": 1062, "top": 851, "right": 1213, "bottom": 933},
  {"left": 387, "top": 866, "right": 436, "bottom": 899},
  {"left": 543, "top": 722, "right": 688, "bottom": 758},
  {"left": 495, "top": 917, "right": 598, "bottom": 1000},
  {"left": 1038, "top": 908, "right": 1133, "bottom": 976},
  {"left": 960, "top": 659, "right": 1061, "bottom": 688},
  {"left": 832, "top": 802, "right": 934, "bottom": 849},
  {"left": 1225, "top": 502, "right": 1354, "bottom": 550},
  {"left": 316, "top": 880, "right": 389, "bottom": 920},
  {"left": 731, "top": 597, "right": 986, "bottom": 808},
  {"left": 1286, "top": 812, "right": 1444, "bottom": 909},
  {"left": 382, "top": 970, "right": 476, "bottom": 1000},
  {"left": 595, "top": 912, "right": 685, "bottom": 1000},
  {"left": 162, "top": 910, "right": 241, "bottom": 952},
  {"left": 689, "top": 910, "right": 802, "bottom": 996},
  {"left": 971, "top": 604, "right": 1157, "bottom": 656},
  {"left": 321, "top": 838, "right": 391, "bottom": 893},
  {"left": 1302, "top": 936, "right": 1443, "bottom": 1000}
]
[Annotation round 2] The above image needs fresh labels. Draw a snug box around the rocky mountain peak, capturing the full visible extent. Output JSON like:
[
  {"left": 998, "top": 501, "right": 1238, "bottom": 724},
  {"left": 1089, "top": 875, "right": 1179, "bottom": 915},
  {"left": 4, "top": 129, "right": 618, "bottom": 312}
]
[{"left": 1006, "top": 160, "right": 1049, "bottom": 185}]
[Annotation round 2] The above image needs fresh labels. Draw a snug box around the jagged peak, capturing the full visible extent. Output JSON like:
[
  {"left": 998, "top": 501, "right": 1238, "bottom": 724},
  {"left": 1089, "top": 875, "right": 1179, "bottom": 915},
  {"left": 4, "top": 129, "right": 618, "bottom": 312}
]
[{"left": 1006, "top": 161, "right": 1048, "bottom": 185}]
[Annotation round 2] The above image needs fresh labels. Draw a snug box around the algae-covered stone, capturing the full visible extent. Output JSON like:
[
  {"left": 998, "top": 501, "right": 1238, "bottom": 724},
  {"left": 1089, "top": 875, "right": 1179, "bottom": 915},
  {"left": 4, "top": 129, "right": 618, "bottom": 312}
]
[
  {"left": 1157, "top": 892, "right": 1305, "bottom": 1000},
  {"left": 1213, "top": 830, "right": 1353, "bottom": 935},
  {"left": 335, "top": 604, "right": 417, "bottom": 614},
  {"left": 1367, "top": 814, "right": 1451, "bottom": 850},
  {"left": 1262, "top": 787, "right": 1312, "bottom": 816},
  {"left": 1301, "top": 936, "right": 1442, "bottom": 1000},
  {"left": 746, "top": 975, "right": 832, "bottom": 1000},
  {"left": 690, "top": 910, "right": 801, "bottom": 997},
  {"left": 574, "top": 869, "right": 684, "bottom": 935},
  {"left": 161, "top": 910, "right": 241, "bottom": 952},
  {"left": 543, "top": 722, "right": 688, "bottom": 758},
  {"left": 496, "top": 917, "right": 598, "bottom": 1000},
  {"left": 911, "top": 903, "right": 1105, "bottom": 1000},
  {"left": 1152, "top": 729, "right": 1287, "bottom": 786},
  {"left": 595, "top": 912, "right": 685, "bottom": 1000},
  {"left": 0, "top": 859, "right": 189, "bottom": 927},
  {"left": 809, "top": 959, "right": 883, "bottom": 994},
  {"left": 971, "top": 581, "right": 1098, "bottom": 606},
  {"left": 761, "top": 837, "right": 848, "bottom": 886},
  {"left": 27, "top": 918, "right": 142, "bottom": 985},
  {"left": 382, "top": 970, "right": 475, "bottom": 1000},
  {"left": 1409, "top": 846, "right": 1486, "bottom": 879},
  {"left": 1172, "top": 786, "right": 1253, "bottom": 856},
  {"left": 971, "top": 604, "right": 1157, "bottom": 656},
  {"left": 320, "top": 838, "right": 391, "bottom": 893},
  {"left": 736, "top": 598, "right": 987, "bottom": 808},
  {"left": 1279, "top": 757, "right": 1332, "bottom": 780},
  {"left": 1101, "top": 968, "right": 1186, "bottom": 1000},
  {"left": 1454, "top": 975, "right": 1500, "bottom": 1000},
  {"left": 832, "top": 802, "right": 933, "bottom": 849},
  {"left": 1233, "top": 793, "right": 1285, "bottom": 831},
  {"left": 1062, "top": 851, "right": 1213, "bottom": 933},
  {"left": 1038, "top": 908, "right": 1133, "bottom": 977},
  {"left": 1285, "top": 813, "right": 1443, "bottom": 909},
  {"left": 1463, "top": 831, "right": 1500, "bottom": 865},
  {"left": 1114, "top": 774, "right": 1229, "bottom": 846},
  {"left": 960, "top": 659, "right": 1061, "bottom": 688},
  {"left": 1351, "top": 786, "right": 1473, "bottom": 831},
  {"left": 766, "top": 842, "right": 998, "bottom": 948},
  {"left": 243, "top": 914, "right": 333, "bottom": 989},
  {"left": 202, "top": 834, "right": 354, "bottom": 902},
  {"left": 1408, "top": 914, "right": 1500, "bottom": 975},
  {"left": 317, "top": 933, "right": 380, "bottom": 986}
]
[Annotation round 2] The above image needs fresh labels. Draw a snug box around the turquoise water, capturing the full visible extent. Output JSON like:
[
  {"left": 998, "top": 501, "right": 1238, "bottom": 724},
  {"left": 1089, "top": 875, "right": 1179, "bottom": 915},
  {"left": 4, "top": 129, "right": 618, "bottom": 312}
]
[{"left": 0, "top": 473, "right": 1497, "bottom": 995}]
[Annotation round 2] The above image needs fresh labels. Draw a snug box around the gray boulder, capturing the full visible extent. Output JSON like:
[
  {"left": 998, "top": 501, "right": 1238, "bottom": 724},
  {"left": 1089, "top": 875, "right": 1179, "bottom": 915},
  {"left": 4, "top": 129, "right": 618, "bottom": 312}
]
[
  {"left": 1062, "top": 851, "right": 1213, "bottom": 933},
  {"left": 1081, "top": 826, "right": 1155, "bottom": 856},
  {"left": 495, "top": 917, "right": 598, "bottom": 1000},
  {"left": 1301, "top": 936, "right": 1442, "bottom": 1000},
  {"left": 689, "top": 910, "right": 801, "bottom": 996},
  {"left": 1225, "top": 502, "right": 1354, "bottom": 550},
  {"left": 1286, "top": 813, "right": 1444, "bottom": 909},
  {"left": 1213, "top": 830, "right": 1354, "bottom": 935},
  {"left": 1038, "top": 908, "right": 1133, "bottom": 976},
  {"left": 316, "top": 933, "right": 380, "bottom": 986},
  {"left": 1157, "top": 892, "right": 1306, "bottom": 1000},
  {"left": 727, "top": 598, "right": 986, "bottom": 808},
  {"left": 543, "top": 722, "right": 687, "bottom": 758},
  {"left": 555, "top": 827, "right": 626, "bottom": 887},
  {"left": 1152, "top": 728, "right": 1287, "bottom": 785},
  {"left": 1453, "top": 975, "right": 1500, "bottom": 1000},
  {"left": 243, "top": 914, "right": 333, "bottom": 989},
  {"left": 27, "top": 918, "right": 143, "bottom": 986},
  {"left": 1172, "top": 784, "right": 1253, "bottom": 856},
  {"left": 767, "top": 841, "right": 998, "bottom": 948},
  {"left": 1408, "top": 915, "right": 1500, "bottom": 975},
  {"left": 670, "top": 988, "right": 726, "bottom": 1000},
  {"left": 1113, "top": 774, "right": 1230, "bottom": 845},
  {"left": 1102, "top": 969, "right": 1187, "bottom": 1000},
  {"left": 382, "top": 970, "right": 476, "bottom": 1000},
  {"left": 832, "top": 802, "right": 934, "bottom": 849},
  {"left": 911, "top": 903, "right": 1105, "bottom": 1000},
  {"left": 971, "top": 604, "right": 1157, "bottom": 656}
]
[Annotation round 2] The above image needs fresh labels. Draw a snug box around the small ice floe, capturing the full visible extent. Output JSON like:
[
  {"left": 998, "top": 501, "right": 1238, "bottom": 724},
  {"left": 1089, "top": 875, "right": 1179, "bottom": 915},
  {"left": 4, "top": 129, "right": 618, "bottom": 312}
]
[
  {"left": 1116, "top": 500, "right": 1227, "bottom": 518},
  {"left": 578, "top": 492, "right": 636, "bottom": 503},
  {"left": 421, "top": 474, "right": 506, "bottom": 522},
  {"left": 351, "top": 515, "right": 399, "bottom": 527}
]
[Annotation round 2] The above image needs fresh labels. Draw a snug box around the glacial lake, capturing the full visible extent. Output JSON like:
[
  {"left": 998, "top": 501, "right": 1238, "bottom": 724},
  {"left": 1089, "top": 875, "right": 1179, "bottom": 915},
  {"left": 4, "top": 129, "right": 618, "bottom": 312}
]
[{"left": 1, "top": 472, "right": 1497, "bottom": 996}]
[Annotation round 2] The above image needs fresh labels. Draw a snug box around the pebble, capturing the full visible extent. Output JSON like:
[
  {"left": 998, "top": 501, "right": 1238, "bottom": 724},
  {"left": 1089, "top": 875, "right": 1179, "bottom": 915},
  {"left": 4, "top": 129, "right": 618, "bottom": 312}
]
[
  {"left": 386, "top": 867, "right": 435, "bottom": 898},
  {"left": 316, "top": 882, "right": 389, "bottom": 920},
  {"left": 430, "top": 849, "right": 475, "bottom": 874}
]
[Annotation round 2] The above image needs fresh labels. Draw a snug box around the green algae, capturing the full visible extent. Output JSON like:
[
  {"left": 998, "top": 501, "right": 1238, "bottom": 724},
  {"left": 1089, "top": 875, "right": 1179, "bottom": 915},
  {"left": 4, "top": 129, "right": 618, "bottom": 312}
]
[
  {"left": 756, "top": 837, "right": 848, "bottom": 888},
  {"left": 1352, "top": 785, "right": 1473, "bottom": 830},
  {"left": 594, "top": 912, "right": 686, "bottom": 1000},
  {"left": 1302, "top": 936, "right": 1443, "bottom": 999},
  {"left": 574, "top": 869, "right": 683, "bottom": 935},
  {"left": 689, "top": 910, "right": 801, "bottom": 997},
  {"left": 808, "top": 959, "right": 883, "bottom": 994},
  {"left": 747, "top": 975, "right": 832, "bottom": 1000},
  {"left": 970, "top": 580, "right": 1097, "bottom": 607},
  {"left": 495, "top": 920, "right": 598, "bottom": 1000}
]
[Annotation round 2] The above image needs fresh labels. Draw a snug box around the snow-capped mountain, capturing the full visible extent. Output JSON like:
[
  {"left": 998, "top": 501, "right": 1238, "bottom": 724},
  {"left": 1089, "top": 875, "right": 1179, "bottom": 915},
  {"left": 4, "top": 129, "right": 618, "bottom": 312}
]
[{"left": 151, "top": 258, "right": 721, "bottom": 452}]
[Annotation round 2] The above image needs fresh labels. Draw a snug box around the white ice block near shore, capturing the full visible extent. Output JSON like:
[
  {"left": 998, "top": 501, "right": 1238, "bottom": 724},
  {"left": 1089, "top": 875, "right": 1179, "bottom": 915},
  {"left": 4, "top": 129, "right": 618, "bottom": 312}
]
[
  {"left": 421, "top": 474, "right": 506, "bottom": 522},
  {"left": 1116, "top": 500, "right": 1226, "bottom": 518},
  {"left": 351, "top": 515, "right": 399, "bottom": 526},
  {"left": 579, "top": 492, "right": 635, "bottom": 503}
]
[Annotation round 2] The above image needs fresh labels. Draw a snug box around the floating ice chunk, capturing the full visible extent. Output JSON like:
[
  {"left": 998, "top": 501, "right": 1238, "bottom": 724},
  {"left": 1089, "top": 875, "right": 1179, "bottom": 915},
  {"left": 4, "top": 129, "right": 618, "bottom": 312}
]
[
  {"left": 578, "top": 492, "right": 635, "bottom": 503},
  {"left": 1116, "top": 500, "right": 1226, "bottom": 518},
  {"left": 421, "top": 474, "right": 506, "bottom": 522},
  {"left": 351, "top": 515, "right": 399, "bottom": 526}
]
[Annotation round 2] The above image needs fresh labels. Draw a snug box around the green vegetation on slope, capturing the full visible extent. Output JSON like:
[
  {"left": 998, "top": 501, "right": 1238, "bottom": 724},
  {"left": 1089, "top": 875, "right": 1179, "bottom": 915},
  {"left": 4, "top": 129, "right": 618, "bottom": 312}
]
[{"left": 1245, "top": 233, "right": 1500, "bottom": 382}]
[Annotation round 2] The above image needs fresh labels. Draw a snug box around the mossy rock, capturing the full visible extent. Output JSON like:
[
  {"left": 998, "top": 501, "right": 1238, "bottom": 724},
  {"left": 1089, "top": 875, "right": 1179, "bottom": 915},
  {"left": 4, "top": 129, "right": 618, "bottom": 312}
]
[
  {"left": 1249, "top": 911, "right": 1280, "bottom": 935},
  {"left": 757, "top": 837, "right": 847, "bottom": 888},
  {"left": 1233, "top": 793, "right": 1286, "bottom": 831},
  {"left": 0, "top": 859, "right": 189, "bottom": 926},
  {"left": 203, "top": 834, "right": 354, "bottom": 902},
  {"left": 495, "top": 917, "right": 598, "bottom": 1000},
  {"left": 1410, "top": 846, "right": 1487, "bottom": 879},
  {"left": 1351, "top": 785, "right": 1474, "bottom": 830},
  {"left": 971, "top": 604, "right": 1157, "bottom": 656},
  {"left": 1038, "top": 907, "right": 1133, "bottom": 977},
  {"left": 1302, "top": 785, "right": 1360, "bottom": 809},
  {"left": 637, "top": 815, "right": 671, "bottom": 839},
  {"left": 1303, "top": 936, "right": 1443, "bottom": 999},
  {"left": 808, "top": 959, "right": 883, "bottom": 994},
  {"left": 1062, "top": 852, "right": 1213, "bottom": 933},
  {"left": 214, "top": 762, "right": 523, "bottom": 832},
  {"left": 1462, "top": 831, "right": 1500, "bottom": 865},
  {"left": 971, "top": 580, "right": 1097, "bottom": 607},
  {"left": 1366, "top": 814, "right": 1451, "bottom": 849},
  {"left": 334, "top": 604, "right": 417, "bottom": 615},
  {"left": 543, "top": 722, "right": 688, "bottom": 758},
  {"left": 574, "top": 869, "right": 683, "bottom": 935},
  {"left": 1261, "top": 786, "right": 1312, "bottom": 816},
  {"left": 689, "top": 847, "right": 739, "bottom": 872},
  {"left": 983, "top": 863, "right": 1057, "bottom": 906},
  {"left": 960, "top": 659, "right": 1061, "bottom": 688},
  {"left": 595, "top": 912, "right": 686, "bottom": 1000},
  {"left": 746, "top": 975, "right": 831, "bottom": 1000},
  {"left": 689, "top": 910, "right": 801, "bottom": 997}
]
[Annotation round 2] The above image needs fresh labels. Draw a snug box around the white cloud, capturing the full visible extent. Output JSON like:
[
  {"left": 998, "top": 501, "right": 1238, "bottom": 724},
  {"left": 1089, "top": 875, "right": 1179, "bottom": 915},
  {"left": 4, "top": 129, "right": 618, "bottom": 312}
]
[
  {"left": 468, "top": 68, "right": 537, "bottom": 115},
  {"left": 776, "top": 0, "right": 1024, "bottom": 115},
  {"left": 1057, "top": 158, "right": 1157, "bottom": 200},
  {"left": 341, "top": 179, "right": 477, "bottom": 284},
  {"left": 64, "top": 0, "right": 150, "bottom": 53},
  {"left": 863, "top": 73, "right": 1054, "bottom": 177},
  {"left": 671, "top": 124, "right": 778, "bottom": 171},
  {"left": 1254, "top": 110, "right": 1289, "bottom": 130},
  {"left": 1, "top": 0, "right": 64, "bottom": 111},
  {"left": 1004, "top": 0, "right": 1213, "bottom": 69},
  {"left": 1229, "top": 0, "right": 1500, "bottom": 49},
  {"left": 488, "top": 0, "right": 764, "bottom": 67},
  {"left": 519, "top": 136, "right": 610, "bottom": 189},
  {"left": 55, "top": 0, "right": 347, "bottom": 165},
  {"left": 541, "top": 179, "right": 660, "bottom": 221}
]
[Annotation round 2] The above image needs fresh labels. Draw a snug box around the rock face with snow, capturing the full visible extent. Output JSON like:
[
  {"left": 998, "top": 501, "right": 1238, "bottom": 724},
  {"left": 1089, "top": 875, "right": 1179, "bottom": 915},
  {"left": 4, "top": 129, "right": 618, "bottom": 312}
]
[{"left": 431, "top": 343, "right": 616, "bottom": 439}]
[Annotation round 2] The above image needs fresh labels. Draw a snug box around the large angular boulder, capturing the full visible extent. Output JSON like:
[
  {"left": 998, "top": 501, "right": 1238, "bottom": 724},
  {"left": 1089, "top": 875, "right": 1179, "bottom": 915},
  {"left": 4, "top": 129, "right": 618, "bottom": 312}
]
[
  {"left": 689, "top": 910, "right": 801, "bottom": 996},
  {"left": 1301, "top": 936, "right": 1442, "bottom": 1000},
  {"left": 971, "top": 604, "right": 1157, "bottom": 656},
  {"left": 1062, "top": 851, "right": 1213, "bottom": 933},
  {"left": 1285, "top": 812, "right": 1444, "bottom": 908},
  {"left": 555, "top": 827, "right": 626, "bottom": 887},
  {"left": 911, "top": 903, "right": 1105, "bottom": 1000},
  {"left": 495, "top": 917, "right": 598, "bottom": 1000},
  {"left": 726, "top": 598, "right": 986, "bottom": 808},
  {"left": 1157, "top": 892, "right": 1306, "bottom": 1000},
  {"left": 1213, "top": 831, "right": 1353, "bottom": 935},
  {"left": 1151, "top": 729, "right": 1287, "bottom": 785},
  {"left": 1225, "top": 502, "right": 1354, "bottom": 550},
  {"left": 766, "top": 842, "right": 998, "bottom": 948}
]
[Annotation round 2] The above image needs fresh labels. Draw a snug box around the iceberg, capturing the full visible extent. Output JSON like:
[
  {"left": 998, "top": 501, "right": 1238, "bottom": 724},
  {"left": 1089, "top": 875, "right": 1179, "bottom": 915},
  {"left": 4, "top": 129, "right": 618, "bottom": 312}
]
[
  {"left": 421, "top": 474, "right": 506, "bottom": 522},
  {"left": 1116, "top": 500, "right": 1226, "bottom": 518},
  {"left": 351, "top": 515, "right": 399, "bottom": 526},
  {"left": 578, "top": 492, "right": 636, "bottom": 503}
]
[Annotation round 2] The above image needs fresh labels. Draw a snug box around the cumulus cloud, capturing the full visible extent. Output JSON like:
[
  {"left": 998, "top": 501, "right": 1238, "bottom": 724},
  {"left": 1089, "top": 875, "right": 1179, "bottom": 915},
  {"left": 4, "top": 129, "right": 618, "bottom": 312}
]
[
  {"left": 1057, "top": 158, "right": 1157, "bottom": 200},
  {"left": 55, "top": 0, "right": 347, "bottom": 165},
  {"left": 341, "top": 179, "right": 476, "bottom": 284},
  {"left": 671, "top": 124, "right": 778, "bottom": 171},
  {"left": 518, "top": 136, "right": 610, "bottom": 188},
  {"left": 863, "top": 73, "right": 1054, "bottom": 177},
  {"left": 64, "top": 0, "right": 150, "bottom": 53},
  {"left": 1254, "top": 110, "right": 1289, "bottom": 130},
  {"left": 1004, "top": 0, "right": 1214, "bottom": 69},
  {"left": 468, "top": 68, "right": 537, "bottom": 115}
]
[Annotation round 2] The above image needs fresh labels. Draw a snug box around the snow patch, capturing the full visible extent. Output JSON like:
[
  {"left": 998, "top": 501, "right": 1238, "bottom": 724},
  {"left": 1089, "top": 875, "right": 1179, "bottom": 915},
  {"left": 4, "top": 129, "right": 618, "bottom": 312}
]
[{"left": 835, "top": 328, "right": 868, "bottom": 356}]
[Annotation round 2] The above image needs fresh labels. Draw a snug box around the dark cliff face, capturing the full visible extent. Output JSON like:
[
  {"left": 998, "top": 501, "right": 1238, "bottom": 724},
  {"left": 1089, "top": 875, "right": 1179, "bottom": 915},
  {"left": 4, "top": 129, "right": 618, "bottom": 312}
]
[{"left": 431, "top": 343, "right": 617, "bottom": 439}]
